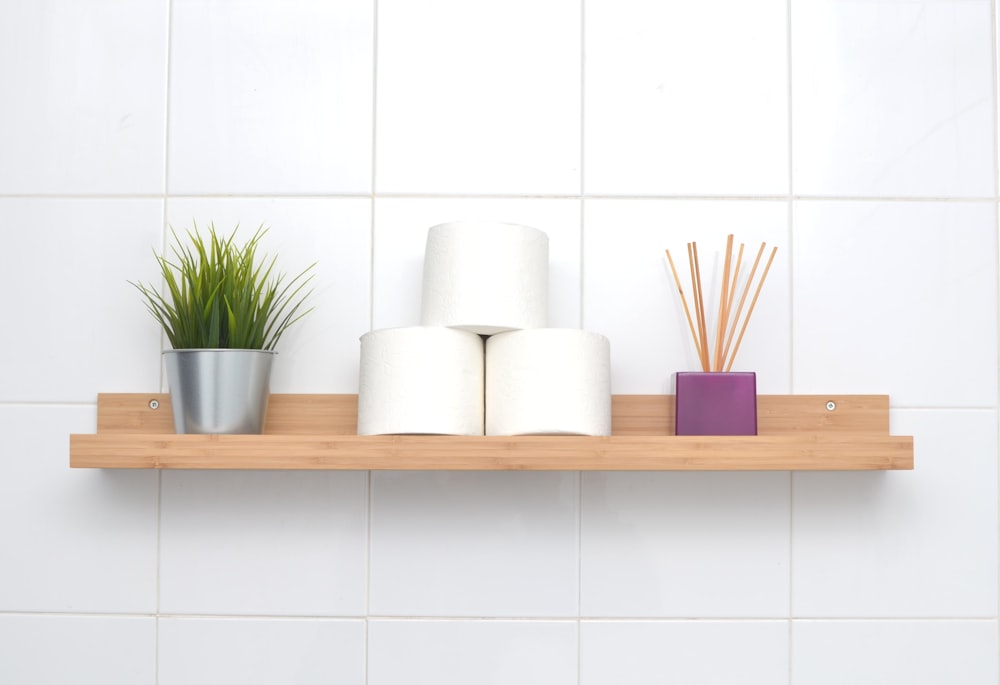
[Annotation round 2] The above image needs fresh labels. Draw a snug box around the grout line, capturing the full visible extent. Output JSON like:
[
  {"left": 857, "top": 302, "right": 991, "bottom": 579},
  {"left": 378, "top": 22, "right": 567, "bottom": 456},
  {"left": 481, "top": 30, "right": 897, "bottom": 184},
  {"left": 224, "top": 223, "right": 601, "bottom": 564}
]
[
  {"left": 368, "top": 0, "right": 380, "bottom": 344},
  {"left": 576, "top": 470, "right": 584, "bottom": 685},
  {"left": 579, "top": 0, "right": 586, "bottom": 200},
  {"left": 992, "top": 2, "right": 1000, "bottom": 673},
  {"left": 785, "top": 0, "right": 796, "bottom": 397},
  {"left": 580, "top": 200, "right": 587, "bottom": 329},
  {"left": 365, "top": 470, "right": 374, "bottom": 685},
  {"left": 369, "top": 197, "right": 376, "bottom": 334},
  {"left": 992, "top": 0, "right": 999, "bottom": 202},
  {"left": 578, "top": 0, "right": 587, "bottom": 338},
  {"left": 786, "top": 0, "right": 796, "bottom": 678},
  {"left": 2, "top": 610, "right": 996, "bottom": 622},
  {"left": 153, "top": 4, "right": 175, "bottom": 684},
  {"left": 0, "top": 401, "right": 98, "bottom": 408},
  {"left": 579, "top": 200, "right": 586, "bottom": 330},
  {"left": 371, "top": 0, "right": 379, "bottom": 200},
  {"left": 4, "top": 192, "right": 999, "bottom": 202},
  {"left": 367, "top": 0, "right": 378, "bottom": 639},
  {"left": 154, "top": 471, "right": 162, "bottom": 684}
]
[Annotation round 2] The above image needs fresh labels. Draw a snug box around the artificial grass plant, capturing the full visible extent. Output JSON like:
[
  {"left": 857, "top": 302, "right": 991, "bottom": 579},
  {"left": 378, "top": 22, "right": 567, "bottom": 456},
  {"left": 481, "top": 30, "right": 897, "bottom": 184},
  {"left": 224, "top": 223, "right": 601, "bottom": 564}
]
[{"left": 131, "top": 223, "right": 315, "bottom": 350}]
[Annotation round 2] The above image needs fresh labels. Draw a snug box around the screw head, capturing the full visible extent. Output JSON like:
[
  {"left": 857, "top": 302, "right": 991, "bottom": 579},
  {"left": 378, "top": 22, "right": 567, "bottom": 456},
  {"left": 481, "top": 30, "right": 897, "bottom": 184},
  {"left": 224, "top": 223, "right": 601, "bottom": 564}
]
[
  {"left": 826, "top": 401, "right": 836, "bottom": 411},
  {"left": 149, "top": 399, "right": 160, "bottom": 410}
]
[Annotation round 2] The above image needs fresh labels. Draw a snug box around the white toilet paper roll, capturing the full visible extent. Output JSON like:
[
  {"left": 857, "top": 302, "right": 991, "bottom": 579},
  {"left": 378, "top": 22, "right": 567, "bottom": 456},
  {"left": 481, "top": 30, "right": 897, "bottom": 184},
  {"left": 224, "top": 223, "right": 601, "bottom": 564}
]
[
  {"left": 421, "top": 221, "right": 549, "bottom": 335},
  {"left": 486, "top": 329, "right": 611, "bottom": 436},
  {"left": 358, "top": 327, "right": 485, "bottom": 436}
]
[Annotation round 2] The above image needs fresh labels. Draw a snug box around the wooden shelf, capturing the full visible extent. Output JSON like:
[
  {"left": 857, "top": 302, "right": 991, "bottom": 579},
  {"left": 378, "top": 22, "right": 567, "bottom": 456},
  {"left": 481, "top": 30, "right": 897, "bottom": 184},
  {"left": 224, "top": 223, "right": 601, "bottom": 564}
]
[{"left": 69, "top": 393, "right": 913, "bottom": 471}]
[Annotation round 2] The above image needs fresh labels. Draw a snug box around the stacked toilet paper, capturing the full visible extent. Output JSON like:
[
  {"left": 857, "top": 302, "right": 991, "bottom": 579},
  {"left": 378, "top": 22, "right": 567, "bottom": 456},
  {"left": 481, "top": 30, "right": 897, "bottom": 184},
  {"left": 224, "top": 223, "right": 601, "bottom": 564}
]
[
  {"left": 358, "top": 221, "right": 611, "bottom": 436},
  {"left": 421, "top": 222, "right": 549, "bottom": 334},
  {"left": 357, "top": 327, "right": 484, "bottom": 436}
]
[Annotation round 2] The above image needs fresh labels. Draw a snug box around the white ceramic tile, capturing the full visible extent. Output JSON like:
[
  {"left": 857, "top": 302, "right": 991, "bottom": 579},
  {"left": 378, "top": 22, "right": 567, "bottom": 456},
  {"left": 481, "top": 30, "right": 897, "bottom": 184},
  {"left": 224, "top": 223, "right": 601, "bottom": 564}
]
[
  {"left": 581, "top": 621, "right": 788, "bottom": 685},
  {"left": 581, "top": 472, "right": 790, "bottom": 617},
  {"left": 168, "top": 0, "right": 373, "bottom": 195},
  {"left": 0, "top": 615, "right": 155, "bottom": 684},
  {"left": 792, "top": 620, "right": 999, "bottom": 684},
  {"left": 0, "top": 199, "right": 164, "bottom": 402},
  {"left": 165, "top": 198, "right": 372, "bottom": 392},
  {"left": 373, "top": 198, "right": 581, "bottom": 330},
  {"left": 368, "top": 620, "right": 577, "bottom": 685},
  {"left": 792, "top": 0, "right": 994, "bottom": 197},
  {"left": 0, "top": 406, "right": 157, "bottom": 613},
  {"left": 375, "top": 0, "right": 580, "bottom": 195},
  {"left": 583, "top": 199, "right": 790, "bottom": 394},
  {"left": 159, "top": 471, "right": 367, "bottom": 616},
  {"left": 159, "top": 618, "right": 364, "bottom": 685},
  {"left": 0, "top": 1, "right": 166, "bottom": 194},
  {"left": 791, "top": 201, "right": 996, "bottom": 406},
  {"left": 369, "top": 472, "right": 578, "bottom": 617},
  {"left": 792, "top": 410, "right": 997, "bottom": 617},
  {"left": 585, "top": 0, "right": 788, "bottom": 196}
]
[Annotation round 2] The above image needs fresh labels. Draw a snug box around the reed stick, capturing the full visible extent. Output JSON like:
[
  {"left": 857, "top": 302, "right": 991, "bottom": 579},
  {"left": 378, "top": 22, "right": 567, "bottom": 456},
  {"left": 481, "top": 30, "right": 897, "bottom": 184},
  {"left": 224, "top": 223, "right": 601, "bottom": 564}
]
[
  {"left": 666, "top": 235, "right": 777, "bottom": 373},
  {"left": 724, "top": 245, "right": 778, "bottom": 372},
  {"left": 664, "top": 248, "right": 703, "bottom": 372},
  {"left": 719, "top": 241, "right": 766, "bottom": 368},
  {"left": 690, "top": 242, "right": 710, "bottom": 370},
  {"left": 725, "top": 242, "right": 745, "bottom": 329},
  {"left": 713, "top": 234, "right": 734, "bottom": 371}
]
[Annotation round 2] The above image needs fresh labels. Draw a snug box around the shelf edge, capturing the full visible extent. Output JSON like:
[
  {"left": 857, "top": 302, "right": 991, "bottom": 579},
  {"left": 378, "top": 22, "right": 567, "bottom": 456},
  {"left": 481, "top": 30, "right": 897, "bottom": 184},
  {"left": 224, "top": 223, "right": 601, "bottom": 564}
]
[{"left": 70, "top": 434, "right": 914, "bottom": 471}]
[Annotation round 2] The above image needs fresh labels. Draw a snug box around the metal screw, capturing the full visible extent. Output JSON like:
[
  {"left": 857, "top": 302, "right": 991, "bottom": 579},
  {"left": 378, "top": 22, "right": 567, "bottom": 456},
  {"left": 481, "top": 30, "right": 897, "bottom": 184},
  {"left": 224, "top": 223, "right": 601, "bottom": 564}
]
[
  {"left": 149, "top": 399, "right": 159, "bottom": 410},
  {"left": 826, "top": 401, "right": 836, "bottom": 411}
]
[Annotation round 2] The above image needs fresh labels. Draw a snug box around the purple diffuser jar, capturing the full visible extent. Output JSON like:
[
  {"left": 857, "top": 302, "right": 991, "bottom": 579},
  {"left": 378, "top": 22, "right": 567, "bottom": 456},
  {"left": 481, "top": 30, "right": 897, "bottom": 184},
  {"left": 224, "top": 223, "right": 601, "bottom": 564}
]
[{"left": 674, "top": 371, "right": 757, "bottom": 436}]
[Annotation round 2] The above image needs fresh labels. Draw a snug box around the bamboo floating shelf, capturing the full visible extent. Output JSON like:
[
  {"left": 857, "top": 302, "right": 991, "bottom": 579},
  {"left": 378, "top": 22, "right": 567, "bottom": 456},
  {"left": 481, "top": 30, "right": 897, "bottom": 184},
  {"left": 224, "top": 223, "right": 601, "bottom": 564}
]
[{"left": 69, "top": 393, "right": 913, "bottom": 471}]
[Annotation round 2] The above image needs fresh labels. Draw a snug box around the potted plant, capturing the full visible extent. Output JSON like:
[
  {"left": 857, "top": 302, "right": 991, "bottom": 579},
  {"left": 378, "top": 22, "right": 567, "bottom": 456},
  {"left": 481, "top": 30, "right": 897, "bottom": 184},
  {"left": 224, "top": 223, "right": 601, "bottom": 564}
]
[{"left": 132, "top": 223, "right": 314, "bottom": 434}]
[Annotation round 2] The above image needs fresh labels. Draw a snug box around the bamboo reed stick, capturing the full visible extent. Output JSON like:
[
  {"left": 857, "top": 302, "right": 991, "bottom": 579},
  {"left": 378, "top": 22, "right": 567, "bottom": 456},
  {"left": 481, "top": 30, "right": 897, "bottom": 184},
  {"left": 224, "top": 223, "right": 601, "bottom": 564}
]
[
  {"left": 666, "top": 235, "right": 776, "bottom": 374},
  {"left": 664, "top": 249, "right": 703, "bottom": 371},
  {"left": 713, "top": 234, "right": 734, "bottom": 371},
  {"left": 725, "top": 242, "right": 745, "bottom": 329},
  {"left": 725, "top": 245, "right": 778, "bottom": 372},
  {"left": 690, "top": 242, "right": 710, "bottom": 370},
  {"left": 720, "top": 241, "right": 766, "bottom": 368}
]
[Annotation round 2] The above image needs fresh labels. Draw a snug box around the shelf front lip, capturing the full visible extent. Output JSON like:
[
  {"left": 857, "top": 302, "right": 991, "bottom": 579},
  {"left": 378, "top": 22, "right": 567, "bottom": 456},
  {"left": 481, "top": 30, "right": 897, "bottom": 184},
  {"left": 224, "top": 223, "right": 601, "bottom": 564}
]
[{"left": 69, "top": 434, "right": 914, "bottom": 471}]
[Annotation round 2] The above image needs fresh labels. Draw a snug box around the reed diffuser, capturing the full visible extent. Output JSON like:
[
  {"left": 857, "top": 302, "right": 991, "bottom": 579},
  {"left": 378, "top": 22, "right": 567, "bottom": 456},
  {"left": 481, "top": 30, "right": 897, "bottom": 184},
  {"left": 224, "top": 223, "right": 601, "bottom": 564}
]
[
  {"left": 665, "top": 234, "right": 777, "bottom": 371},
  {"left": 665, "top": 234, "right": 777, "bottom": 435}
]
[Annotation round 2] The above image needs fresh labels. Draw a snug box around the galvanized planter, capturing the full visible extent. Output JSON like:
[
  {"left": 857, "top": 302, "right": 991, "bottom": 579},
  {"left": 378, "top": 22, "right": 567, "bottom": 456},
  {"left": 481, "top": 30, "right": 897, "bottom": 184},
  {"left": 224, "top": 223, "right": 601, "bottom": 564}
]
[{"left": 163, "top": 349, "right": 275, "bottom": 434}]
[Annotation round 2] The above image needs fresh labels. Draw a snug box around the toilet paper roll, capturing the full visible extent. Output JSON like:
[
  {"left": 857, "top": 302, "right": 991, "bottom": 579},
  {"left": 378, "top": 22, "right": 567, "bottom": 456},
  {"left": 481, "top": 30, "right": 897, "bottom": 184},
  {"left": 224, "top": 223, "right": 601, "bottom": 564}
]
[
  {"left": 358, "top": 327, "right": 485, "bottom": 436},
  {"left": 486, "top": 329, "right": 611, "bottom": 436},
  {"left": 421, "top": 221, "right": 549, "bottom": 335}
]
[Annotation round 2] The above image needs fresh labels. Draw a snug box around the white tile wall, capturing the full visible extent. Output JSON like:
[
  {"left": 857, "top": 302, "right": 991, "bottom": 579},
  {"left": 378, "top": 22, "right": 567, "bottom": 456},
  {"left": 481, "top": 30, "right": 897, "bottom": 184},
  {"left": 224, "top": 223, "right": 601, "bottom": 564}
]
[
  {"left": 0, "top": 1, "right": 167, "bottom": 195},
  {"left": 0, "top": 406, "right": 157, "bottom": 613},
  {"left": 792, "top": 410, "right": 998, "bottom": 618},
  {"left": 4, "top": 0, "right": 1000, "bottom": 682},
  {"left": 581, "top": 472, "right": 790, "bottom": 617},
  {"left": 0, "top": 198, "right": 164, "bottom": 403},
  {"left": 375, "top": 0, "right": 580, "bottom": 195},
  {"left": 792, "top": 620, "right": 999, "bottom": 684},
  {"left": 583, "top": 199, "right": 791, "bottom": 393},
  {"left": 0, "top": 615, "right": 155, "bottom": 684},
  {"left": 791, "top": 200, "right": 997, "bottom": 405},
  {"left": 585, "top": 0, "right": 789, "bottom": 196},
  {"left": 370, "top": 472, "right": 578, "bottom": 617},
  {"left": 159, "top": 471, "right": 367, "bottom": 616},
  {"left": 158, "top": 618, "right": 365, "bottom": 685},
  {"left": 580, "top": 621, "right": 788, "bottom": 685},
  {"left": 368, "top": 619, "right": 578, "bottom": 685},
  {"left": 168, "top": 0, "right": 374, "bottom": 195},
  {"left": 791, "top": 0, "right": 995, "bottom": 197}
]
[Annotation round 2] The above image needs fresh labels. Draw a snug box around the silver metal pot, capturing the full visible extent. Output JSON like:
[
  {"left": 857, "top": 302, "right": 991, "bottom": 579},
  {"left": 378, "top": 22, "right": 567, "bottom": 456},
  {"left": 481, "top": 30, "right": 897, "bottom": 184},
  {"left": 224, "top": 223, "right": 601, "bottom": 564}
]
[{"left": 163, "top": 349, "right": 275, "bottom": 434}]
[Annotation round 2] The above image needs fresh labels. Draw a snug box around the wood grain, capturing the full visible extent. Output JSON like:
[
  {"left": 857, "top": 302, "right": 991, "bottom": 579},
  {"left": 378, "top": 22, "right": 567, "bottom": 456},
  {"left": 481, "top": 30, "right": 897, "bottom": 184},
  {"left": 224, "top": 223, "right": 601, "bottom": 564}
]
[{"left": 70, "top": 393, "right": 913, "bottom": 471}]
